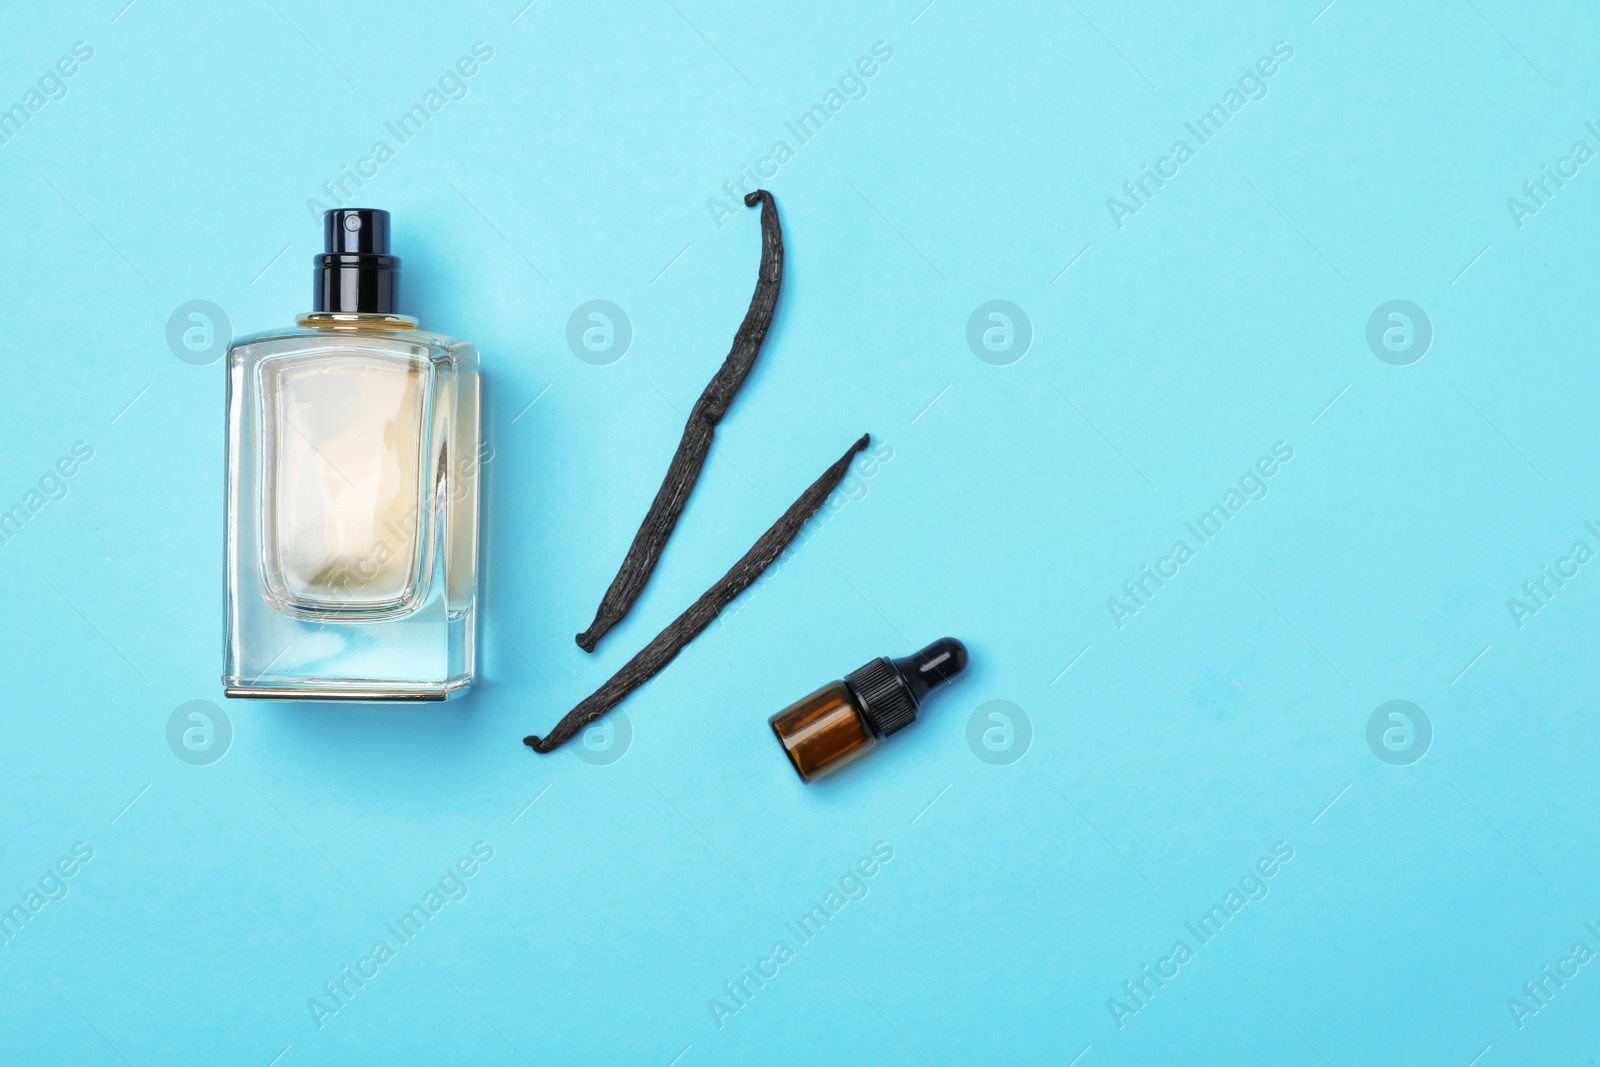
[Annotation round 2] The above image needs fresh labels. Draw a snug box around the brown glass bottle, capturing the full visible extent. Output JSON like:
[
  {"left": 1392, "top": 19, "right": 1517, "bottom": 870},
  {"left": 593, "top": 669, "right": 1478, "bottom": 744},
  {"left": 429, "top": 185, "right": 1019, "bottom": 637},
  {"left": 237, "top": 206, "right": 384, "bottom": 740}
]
[{"left": 770, "top": 638, "right": 967, "bottom": 782}]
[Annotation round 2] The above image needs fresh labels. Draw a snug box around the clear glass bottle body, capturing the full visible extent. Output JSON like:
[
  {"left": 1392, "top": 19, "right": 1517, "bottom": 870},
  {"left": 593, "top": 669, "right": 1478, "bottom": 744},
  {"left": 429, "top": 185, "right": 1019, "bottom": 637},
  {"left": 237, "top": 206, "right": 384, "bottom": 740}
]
[{"left": 223, "top": 313, "right": 480, "bottom": 700}]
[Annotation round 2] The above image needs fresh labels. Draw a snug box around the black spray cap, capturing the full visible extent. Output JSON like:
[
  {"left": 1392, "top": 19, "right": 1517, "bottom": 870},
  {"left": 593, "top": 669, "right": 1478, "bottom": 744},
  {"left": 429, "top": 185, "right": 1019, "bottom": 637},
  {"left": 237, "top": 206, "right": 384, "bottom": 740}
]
[
  {"left": 844, "top": 637, "right": 968, "bottom": 738},
  {"left": 313, "top": 208, "right": 400, "bottom": 314}
]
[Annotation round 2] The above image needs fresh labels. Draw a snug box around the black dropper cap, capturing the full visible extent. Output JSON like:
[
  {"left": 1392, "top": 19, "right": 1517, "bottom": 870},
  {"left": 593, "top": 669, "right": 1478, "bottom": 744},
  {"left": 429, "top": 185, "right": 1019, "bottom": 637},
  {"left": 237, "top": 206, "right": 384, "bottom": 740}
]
[
  {"left": 844, "top": 638, "right": 968, "bottom": 738},
  {"left": 313, "top": 208, "right": 399, "bottom": 314}
]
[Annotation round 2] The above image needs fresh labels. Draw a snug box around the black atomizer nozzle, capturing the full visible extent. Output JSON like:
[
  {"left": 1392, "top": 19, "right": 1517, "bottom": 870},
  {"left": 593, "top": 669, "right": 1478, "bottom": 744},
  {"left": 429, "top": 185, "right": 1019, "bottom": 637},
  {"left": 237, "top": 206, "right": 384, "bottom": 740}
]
[
  {"left": 313, "top": 208, "right": 400, "bottom": 314},
  {"left": 769, "top": 638, "right": 969, "bottom": 782}
]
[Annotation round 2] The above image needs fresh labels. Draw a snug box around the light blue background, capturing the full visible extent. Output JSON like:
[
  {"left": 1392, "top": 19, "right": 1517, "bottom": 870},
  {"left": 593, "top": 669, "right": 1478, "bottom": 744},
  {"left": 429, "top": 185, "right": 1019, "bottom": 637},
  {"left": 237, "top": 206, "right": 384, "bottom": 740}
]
[{"left": 2, "top": 0, "right": 1597, "bottom": 1063}]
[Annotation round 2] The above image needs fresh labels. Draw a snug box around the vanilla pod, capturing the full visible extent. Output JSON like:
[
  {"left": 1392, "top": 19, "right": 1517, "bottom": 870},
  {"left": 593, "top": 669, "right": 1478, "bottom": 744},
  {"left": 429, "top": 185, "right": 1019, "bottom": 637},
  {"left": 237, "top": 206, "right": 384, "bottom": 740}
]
[
  {"left": 575, "top": 189, "right": 784, "bottom": 653},
  {"left": 527, "top": 434, "right": 869, "bottom": 754}
]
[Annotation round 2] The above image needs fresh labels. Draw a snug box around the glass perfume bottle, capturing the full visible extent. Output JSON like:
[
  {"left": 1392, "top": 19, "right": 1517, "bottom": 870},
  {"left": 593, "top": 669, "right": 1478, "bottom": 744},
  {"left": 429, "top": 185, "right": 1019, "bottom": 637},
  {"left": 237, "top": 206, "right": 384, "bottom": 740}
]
[
  {"left": 223, "top": 208, "right": 481, "bottom": 701},
  {"left": 769, "top": 638, "right": 968, "bottom": 781}
]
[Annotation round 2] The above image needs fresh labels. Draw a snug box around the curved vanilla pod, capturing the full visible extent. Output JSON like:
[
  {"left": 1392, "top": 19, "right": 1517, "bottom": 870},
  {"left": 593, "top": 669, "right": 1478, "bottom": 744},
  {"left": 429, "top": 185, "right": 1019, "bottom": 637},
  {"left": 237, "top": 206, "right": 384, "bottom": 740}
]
[
  {"left": 575, "top": 190, "right": 784, "bottom": 653},
  {"left": 527, "top": 434, "right": 868, "bottom": 754}
]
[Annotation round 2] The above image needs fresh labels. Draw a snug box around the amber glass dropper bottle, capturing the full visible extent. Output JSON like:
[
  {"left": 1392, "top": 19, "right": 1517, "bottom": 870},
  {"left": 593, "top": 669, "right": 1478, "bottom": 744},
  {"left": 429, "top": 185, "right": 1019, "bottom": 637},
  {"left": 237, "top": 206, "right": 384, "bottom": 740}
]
[{"left": 769, "top": 638, "right": 968, "bottom": 782}]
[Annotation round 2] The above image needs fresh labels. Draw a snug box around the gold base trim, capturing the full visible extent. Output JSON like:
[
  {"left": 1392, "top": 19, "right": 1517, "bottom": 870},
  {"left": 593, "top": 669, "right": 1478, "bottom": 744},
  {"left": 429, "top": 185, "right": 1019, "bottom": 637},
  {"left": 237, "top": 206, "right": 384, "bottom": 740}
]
[{"left": 295, "top": 312, "right": 419, "bottom": 332}]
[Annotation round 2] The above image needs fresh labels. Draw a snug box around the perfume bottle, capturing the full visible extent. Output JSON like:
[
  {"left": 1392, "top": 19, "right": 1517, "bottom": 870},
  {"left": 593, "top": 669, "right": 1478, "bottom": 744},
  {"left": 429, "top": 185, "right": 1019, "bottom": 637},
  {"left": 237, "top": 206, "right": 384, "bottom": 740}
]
[
  {"left": 223, "top": 208, "right": 481, "bottom": 701},
  {"left": 769, "top": 638, "right": 968, "bottom": 781}
]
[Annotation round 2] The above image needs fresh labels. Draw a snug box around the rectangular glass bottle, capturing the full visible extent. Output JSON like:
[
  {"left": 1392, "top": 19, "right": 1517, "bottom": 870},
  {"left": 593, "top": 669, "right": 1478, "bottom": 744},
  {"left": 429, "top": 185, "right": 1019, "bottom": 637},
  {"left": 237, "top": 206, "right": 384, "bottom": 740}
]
[{"left": 223, "top": 209, "right": 480, "bottom": 700}]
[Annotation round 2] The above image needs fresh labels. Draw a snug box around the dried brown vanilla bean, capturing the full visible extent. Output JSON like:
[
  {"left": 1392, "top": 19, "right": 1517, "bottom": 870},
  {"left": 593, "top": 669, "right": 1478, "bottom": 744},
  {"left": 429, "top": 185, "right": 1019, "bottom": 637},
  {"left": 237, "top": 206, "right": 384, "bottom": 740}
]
[
  {"left": 527, "top": 434, "right": 869, "bottom": 754},
  {"left": 575, "top": 189, "right": 784, "bottom": 653}
]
